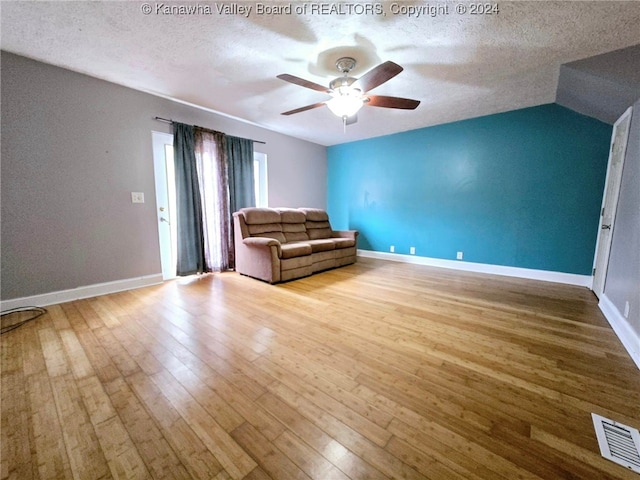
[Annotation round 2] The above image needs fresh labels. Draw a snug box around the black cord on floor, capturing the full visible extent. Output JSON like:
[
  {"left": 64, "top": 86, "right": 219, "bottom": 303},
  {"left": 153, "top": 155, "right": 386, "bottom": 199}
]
[{"left": 1, "top": 307, "right": 47, "bottom": 335}]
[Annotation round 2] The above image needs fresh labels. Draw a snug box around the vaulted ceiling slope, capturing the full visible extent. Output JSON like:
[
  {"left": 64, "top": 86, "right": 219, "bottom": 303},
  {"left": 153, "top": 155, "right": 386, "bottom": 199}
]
[
  {"left": 556, "top": 44, "right": 640, "bottom": 124},
  {"left": 2, "top": 1, "right": 640, "bottom": 146}
]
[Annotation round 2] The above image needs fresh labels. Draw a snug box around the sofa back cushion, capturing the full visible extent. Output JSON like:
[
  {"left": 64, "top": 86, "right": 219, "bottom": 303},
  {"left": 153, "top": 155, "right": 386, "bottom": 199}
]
[
  {"left": 243, "top": 208, "right": 280, "bottom": 224},
  {"left": 300, "top": 208, "right": 333, "bottom": 239},
  {"left": 238, "top": 207, "right": 337, "bottom": 243},
  {"left": 241, "top": 208, "right": 286, "bottom": 243},
  {"left": 278, "top": 208, "right": 309, "bottom": 242},
  {"left": 282, "top": 223, "right": 309, "bottom": 242}
]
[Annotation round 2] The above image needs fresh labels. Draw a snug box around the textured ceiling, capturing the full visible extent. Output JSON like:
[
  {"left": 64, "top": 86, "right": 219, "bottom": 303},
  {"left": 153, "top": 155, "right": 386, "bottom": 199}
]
[{"left": 2, "top": 1, "right": 640, "bottom": 146}]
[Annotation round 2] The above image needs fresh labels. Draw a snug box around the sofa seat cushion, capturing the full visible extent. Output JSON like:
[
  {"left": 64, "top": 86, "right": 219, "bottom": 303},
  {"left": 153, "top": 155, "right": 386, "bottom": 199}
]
[
  {"left": 306, "top": 239, "right": 336, "bottom": 253},
  {"left": 331, "top": 237, "right": 356, "bottom": 249},
  {"left": 280, "top": 242, "right": 312, "bottom": 259}
]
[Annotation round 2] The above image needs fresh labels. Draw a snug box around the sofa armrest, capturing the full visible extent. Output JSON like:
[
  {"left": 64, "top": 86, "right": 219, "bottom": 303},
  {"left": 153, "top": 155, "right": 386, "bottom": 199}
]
[
  {"left": 331, "top": 230, "right": 359, "bottom": 241},
  {"left": 237, "top": 236, "right": 282, "bottom": 283},
  {"left": 244, "top": 236, "right": 281, "bottom": 256},
  {"left": 244, "top": 237, "right": 280, "bottom": 247}
]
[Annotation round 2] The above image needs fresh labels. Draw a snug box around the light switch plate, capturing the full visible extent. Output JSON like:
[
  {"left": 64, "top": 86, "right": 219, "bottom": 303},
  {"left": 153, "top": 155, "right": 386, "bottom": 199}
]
[{"left": 131, "top": 192, "right": 145, "bottom": 203}]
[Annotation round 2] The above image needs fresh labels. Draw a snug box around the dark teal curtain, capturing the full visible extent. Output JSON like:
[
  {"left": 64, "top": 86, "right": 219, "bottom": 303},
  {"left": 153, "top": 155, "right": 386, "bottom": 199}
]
[
  {"left": 226, "top": 136, "right": 255, "bottom": 214},
  {"left": 226, "top": 135, "right": 255, "bottom": 268},
  {"left": 173, "top": 123, "right": 206, "bottom": 275}
]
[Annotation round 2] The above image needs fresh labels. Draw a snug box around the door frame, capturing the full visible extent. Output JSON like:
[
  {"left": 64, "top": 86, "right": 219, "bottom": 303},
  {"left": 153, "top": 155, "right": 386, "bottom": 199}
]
[{"left": 592, "top": 106, "right": 633, "bottom": 298}]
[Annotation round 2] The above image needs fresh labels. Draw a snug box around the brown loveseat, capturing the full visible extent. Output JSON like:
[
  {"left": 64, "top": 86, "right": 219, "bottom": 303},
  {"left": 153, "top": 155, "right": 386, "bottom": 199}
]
[{"left": 233, "top": 207, "right": 358, "bottom": 283}]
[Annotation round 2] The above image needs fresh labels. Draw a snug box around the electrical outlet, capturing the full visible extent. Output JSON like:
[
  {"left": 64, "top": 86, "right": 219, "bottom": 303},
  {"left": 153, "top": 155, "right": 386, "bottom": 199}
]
[
  {"left": 456, "top": 251, "right": 463, "bottom": 260},
  {"left": 131, "top": 192, "right": 145, "bottom": 204},
  {"left": 390, "top": 245, "right": 395, "bottom": 253},
  {"left": 410, "top": 246, "right": 416, "bottom": 255}
]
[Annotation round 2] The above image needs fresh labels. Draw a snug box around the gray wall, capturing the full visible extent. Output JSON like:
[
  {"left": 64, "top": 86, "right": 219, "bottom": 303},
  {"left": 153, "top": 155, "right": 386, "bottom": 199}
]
[
  {"left": 556, "top": 44, "right": 640, "bottom": 125},
  {"left": 1, "top": 52, "right": 327, "bottom": 300},
  {"left": 604, "top": 98, "right": 640, "bottom": 337},
  {"left": 556, "top": 65, "right": 639, "bottom": 125},
  {"left": 556, "top": 45, "right": 640, "bottom": 343}
]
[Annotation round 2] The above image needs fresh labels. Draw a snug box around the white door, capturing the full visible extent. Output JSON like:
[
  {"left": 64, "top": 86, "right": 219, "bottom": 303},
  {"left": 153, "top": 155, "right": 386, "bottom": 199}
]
[
  {"left": 152, "top": 131, "right": 177, "bottom": 280},
  {"left": 592, "top": 106, "right": 633, "bottom": 298}
]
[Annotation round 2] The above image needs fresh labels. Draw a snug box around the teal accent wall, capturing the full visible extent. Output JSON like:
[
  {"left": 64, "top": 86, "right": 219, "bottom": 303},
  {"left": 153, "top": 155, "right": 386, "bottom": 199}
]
[{"left": 327, "top": 104, "right": 612, "bottom": 274}]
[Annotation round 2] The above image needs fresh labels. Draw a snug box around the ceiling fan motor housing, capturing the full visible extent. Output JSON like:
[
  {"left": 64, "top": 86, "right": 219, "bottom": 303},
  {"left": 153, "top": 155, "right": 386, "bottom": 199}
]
[{"left": 335, "top": 57, "right": 357, "bottom": 73}]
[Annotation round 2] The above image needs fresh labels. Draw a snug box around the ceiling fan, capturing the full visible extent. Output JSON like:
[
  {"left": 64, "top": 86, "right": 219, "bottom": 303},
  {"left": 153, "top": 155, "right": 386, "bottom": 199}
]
[{"left": 277, "top": 57, "right": 420, "bottom": 127}]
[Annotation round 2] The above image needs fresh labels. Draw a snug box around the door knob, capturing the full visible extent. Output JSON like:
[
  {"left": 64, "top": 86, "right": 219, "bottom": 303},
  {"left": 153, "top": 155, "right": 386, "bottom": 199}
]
[
  {"left": 601, "top": 224, "right": 611, "bottom": 230},
  {"left": 160, "top": 217, "right": 170, "bottom": 225}
]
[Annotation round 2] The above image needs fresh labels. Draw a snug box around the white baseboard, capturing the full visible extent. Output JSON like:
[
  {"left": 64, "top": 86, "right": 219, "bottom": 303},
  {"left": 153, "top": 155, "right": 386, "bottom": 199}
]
[
  {"left": 357, "top": 250, "right": 593, "bottom": 287},
  {"left": 599, "top": 294, "right": 640, "bottom": 371},
  {"left": 0, "top": 274, "right": 164, "bottom": 311}
]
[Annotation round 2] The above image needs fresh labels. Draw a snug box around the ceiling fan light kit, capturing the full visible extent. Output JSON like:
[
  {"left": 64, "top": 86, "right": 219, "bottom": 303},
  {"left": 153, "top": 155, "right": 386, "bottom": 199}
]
[
  {"left": 326, "top": 89, "right": 365, "bottom": 118},
  {"left": 277, "top": 57, "right": 420, "bottom": 128}
]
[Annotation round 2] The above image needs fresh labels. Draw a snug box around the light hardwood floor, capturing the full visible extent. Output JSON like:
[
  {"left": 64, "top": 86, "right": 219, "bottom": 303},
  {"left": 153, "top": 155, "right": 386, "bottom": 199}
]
[{"left": 2, "top": 257, "right": 640, "bottom": 480}]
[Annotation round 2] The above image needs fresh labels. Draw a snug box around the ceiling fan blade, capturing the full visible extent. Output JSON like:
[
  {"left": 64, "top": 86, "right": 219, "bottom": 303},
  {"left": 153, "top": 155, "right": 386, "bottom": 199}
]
[
  {"left": 277, "top": 74, "right": 329, "bottom": 93},
  {"left": 355, "top": 61, "right": 404, "bottom": 92},
  {"left": 366, "top": 95, "right": 420, "bottom": 110},
  {"left": 281, "top": 102, "right": 326, "bottom": 116}
]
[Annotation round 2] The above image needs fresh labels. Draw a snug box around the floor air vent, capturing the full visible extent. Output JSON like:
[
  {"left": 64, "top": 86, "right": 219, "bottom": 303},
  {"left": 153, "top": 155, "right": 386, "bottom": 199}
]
[{"left": 592, "top": 413, "right": 640, "bottom": 474}]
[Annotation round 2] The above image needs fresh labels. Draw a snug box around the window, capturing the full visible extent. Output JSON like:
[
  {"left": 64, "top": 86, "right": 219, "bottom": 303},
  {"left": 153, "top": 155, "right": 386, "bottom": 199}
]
[
  {"left": 254, "top": 151, "right": 268, "bottom": 207},
  {"left": 154, "top": 134, "right": 268, "bottom": 278}
]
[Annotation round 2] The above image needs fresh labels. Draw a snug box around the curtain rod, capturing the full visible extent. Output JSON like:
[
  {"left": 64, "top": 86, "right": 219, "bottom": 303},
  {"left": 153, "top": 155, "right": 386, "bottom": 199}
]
[{"left": 154, "top": 117, "right": 266, "bottom": 144}]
